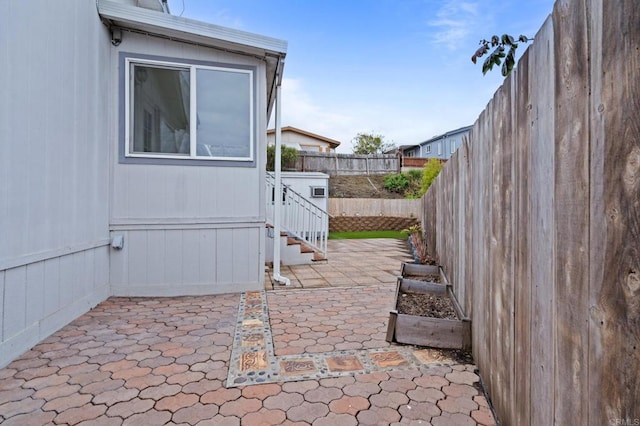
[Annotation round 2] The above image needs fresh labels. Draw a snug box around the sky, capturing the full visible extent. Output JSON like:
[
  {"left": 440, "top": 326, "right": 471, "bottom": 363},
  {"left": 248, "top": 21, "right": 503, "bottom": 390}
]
[{"left": 166, "top": 0, "right": 555, "bottom": 153}]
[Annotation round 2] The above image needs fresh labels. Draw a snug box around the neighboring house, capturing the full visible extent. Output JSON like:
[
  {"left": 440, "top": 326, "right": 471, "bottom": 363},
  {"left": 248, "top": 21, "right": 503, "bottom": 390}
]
[
  {"left": 0, "top": 0, "right": 286, "bottom": 367},
  {"left": 267, "top": 126, "right": 341, "bottom": 153},
  {"left": 402, "top": 125, "right": 472, "bottom": 160}
]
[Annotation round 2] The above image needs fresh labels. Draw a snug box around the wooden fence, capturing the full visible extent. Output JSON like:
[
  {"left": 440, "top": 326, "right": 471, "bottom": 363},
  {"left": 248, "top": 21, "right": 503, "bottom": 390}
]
[
  {"left": 329, "top": 198, "right": 421, "bottom": 218},
  {"left": 422, "top": 1, "right": 639, "bottom": 424},
  {"left": 293, "top": 152, "right": 399, "bottom": 175}
]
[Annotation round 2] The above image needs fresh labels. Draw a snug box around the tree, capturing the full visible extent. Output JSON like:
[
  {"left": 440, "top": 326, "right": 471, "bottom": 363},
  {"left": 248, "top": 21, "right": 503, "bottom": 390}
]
[
  {"left": 421, "top": 158, "right": 444, "bottom": 194},
  {"left": 351, "top": 132, "right": 394, "bottom": 154},
  {"left": 471, "top": 34, "right": 532, "bottom": 76},
  {"left": 266, "top": 144, "right": 298, "bottom": 171}
]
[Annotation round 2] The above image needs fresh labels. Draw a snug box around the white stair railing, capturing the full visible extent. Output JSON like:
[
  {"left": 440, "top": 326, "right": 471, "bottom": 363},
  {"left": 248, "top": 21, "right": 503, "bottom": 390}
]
[{"left": 266, "top": 173, "right": 329, "bottom": 258}]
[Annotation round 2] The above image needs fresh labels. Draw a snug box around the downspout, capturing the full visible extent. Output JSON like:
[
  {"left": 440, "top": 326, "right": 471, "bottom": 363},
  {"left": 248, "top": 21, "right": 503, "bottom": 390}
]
[{"left": 272, "top": 82, "right": 290, "bottom": 286}]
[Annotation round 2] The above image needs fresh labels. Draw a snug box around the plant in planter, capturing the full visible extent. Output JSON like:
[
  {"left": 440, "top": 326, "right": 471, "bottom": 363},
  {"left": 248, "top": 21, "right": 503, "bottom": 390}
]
[{"left": 402, "top": 225, "right": 436, "bottom": 265}]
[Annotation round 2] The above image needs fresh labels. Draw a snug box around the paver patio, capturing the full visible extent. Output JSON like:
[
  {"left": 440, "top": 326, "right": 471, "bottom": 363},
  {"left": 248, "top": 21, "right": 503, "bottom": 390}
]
[{"left": 0, "top": 239, "right": 496, "bottom": 425}]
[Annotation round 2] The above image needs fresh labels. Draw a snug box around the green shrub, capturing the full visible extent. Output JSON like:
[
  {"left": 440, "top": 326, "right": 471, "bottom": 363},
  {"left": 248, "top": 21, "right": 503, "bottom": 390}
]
[
  {"left": 406, "top": 169, "right": 423, "bottom": 180},
  {"left": 383, "top": 173, "right": 410, "bottom": 193},
  {"left": 421, "top": 158, "right": 444, "bottom": 194},
  {"left": 266, "top": 145, "right": 298, "bottom": 171}
]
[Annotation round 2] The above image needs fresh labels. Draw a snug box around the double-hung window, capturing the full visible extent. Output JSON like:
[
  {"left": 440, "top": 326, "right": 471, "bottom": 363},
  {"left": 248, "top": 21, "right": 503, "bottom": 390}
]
[{"left": 125, "top": 57, "right": 254, "bottom": 162}]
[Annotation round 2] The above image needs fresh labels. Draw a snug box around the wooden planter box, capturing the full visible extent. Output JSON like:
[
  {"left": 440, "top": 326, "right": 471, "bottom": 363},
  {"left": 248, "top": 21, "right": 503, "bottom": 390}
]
[
  {"left": 399, "top": 262, "right": 447, "bottom": 284},
  {"left": 386, "top": 271, "right": 471, "bottom": 350}
]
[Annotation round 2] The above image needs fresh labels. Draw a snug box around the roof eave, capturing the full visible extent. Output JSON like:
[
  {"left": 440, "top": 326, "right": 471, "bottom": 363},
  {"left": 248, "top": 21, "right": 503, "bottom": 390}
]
[
  {"left": 97, "top": 0, "right": 287, "bottom": 57},
  {"left": 97, "top": 0, "right": 286, "bottom": 115}
]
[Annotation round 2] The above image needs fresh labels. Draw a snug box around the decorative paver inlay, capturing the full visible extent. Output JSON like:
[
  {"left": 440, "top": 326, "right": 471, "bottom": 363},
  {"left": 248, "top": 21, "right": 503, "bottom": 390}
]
[{"left": 226, "top": 291, "right": 461, "bottom": 387}]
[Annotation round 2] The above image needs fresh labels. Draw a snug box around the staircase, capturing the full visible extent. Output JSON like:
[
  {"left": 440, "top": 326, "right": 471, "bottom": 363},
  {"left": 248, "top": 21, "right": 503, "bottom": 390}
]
[{"left": 265, "top": 173, "right": 329, "bottom": 265}]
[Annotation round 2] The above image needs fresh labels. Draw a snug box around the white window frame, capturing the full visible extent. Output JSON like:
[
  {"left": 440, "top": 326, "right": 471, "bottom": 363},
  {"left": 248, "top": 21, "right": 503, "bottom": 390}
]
[
  {"left": 437, "top": 142, "right": 442, "bottom": 156},
  {"left": 450, "top": 141, "right": 456, "bottom": 154},
  {"left": 425, "top": 145, "right": 431, "bottom": 154},
  {"left": 124, "top": 57, "right": 254, "bottom": 162}
]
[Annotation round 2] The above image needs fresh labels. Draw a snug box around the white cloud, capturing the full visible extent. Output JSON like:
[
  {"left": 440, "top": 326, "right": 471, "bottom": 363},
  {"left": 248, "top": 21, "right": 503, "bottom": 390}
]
[
  {"left": 272, "top": 78, "right": 360, "bottom": 151},
  {"left": 428, "top": 0, "right": 483, "bottom": 47}
]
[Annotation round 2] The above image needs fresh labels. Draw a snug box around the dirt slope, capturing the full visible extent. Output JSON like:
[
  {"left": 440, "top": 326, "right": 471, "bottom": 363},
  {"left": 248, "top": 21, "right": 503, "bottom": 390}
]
[{"left": 329, "top": 175, "right": 405, "bottom": 199}]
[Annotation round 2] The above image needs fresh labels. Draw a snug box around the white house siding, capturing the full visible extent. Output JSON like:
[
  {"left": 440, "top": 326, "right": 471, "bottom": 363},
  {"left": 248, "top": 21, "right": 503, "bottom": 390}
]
[
  {"left": 108, "top": 33, "right": 267, "bottom": 295},
  {"left": 268, "top": 131, "right": 334, "bottom": 152},
  {"left": 0, "top": 1, "right": 111, "bottom": 367}
]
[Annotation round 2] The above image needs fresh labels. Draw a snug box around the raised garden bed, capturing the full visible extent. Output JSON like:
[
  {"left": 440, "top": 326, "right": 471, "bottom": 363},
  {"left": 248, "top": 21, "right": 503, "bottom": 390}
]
[
  {"left": 400, "top": 262, "right": 445, "bottom": 284},
  {"left": 386, "top": 265, "right": 471, "bottom": 350}
]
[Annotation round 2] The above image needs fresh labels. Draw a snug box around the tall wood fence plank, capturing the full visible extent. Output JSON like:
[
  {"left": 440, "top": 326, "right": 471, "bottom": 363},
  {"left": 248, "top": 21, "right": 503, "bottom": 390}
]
[
  {"left": 528, "top": 16, "right": 557, "bottom": 426},
  {"left": 552, "top": 0, "right": 590, "bottom": 424},
  {"left": 592, "top": 0, "right": 640, "bottom": 422},
  {"left": 490, "top": 78, "right": 516, "bottom": 425},
  {"left": 513, "top": 52, "right": 532, "bottom": 426}
]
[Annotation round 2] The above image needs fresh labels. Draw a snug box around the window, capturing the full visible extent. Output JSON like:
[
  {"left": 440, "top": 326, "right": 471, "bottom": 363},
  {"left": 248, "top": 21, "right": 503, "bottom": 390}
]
[
  {"left": 437, "top": 142, "right": 442, "bottom": 156},
  {"left": 425, "top": 145, "right": 431, "bottom": 154},
  {"left": 125, "top": 57, "right": 254, "bottom": 162},
  {"left": 450, "top": 141, "right": 456, "bottom": 154}
]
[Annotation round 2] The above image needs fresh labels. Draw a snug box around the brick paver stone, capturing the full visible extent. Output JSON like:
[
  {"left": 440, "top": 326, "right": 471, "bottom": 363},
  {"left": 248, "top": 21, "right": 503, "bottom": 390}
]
[
  {"left": 438, "top": 396, "right": 479, "bottom": 415},
  {"left": 241, "top": 383, "right": 282, "bottom": 399},
  {"left": 406, "top": 387, "right": 446, "bottom": 403},
  {"left": 201, "top": 387, "right": 241, "bottom": 405},
  {"left": 0, "top": 387, "right": 35, "bottom": 403},
  {"left": 432, "top": 412, "right": 477, "bottom": 426},
  {"left": 342, "top": 381, "right": 380, "bottom": 398},
  {"left": 0, "top": 398, "right": 44, "bottom": 417},
  {"left": 172, "top": 402, "right": 218, "bottom": 424},
  {"left": 472, "top": 406, "right": 497, "bottom": 425},
  {"left": 380, "top": 378, "right": 417, "bottom": 393},
  {"left": 399, "top": 401, "right": 441, "bottom": 420},
  {"left": 328, "top": 395, "right": 370, "bottom": 415},
  {"left": 413, "top": 374, "right": 450, "bottom": 389},
  {"left": 286, "top": 401, "right": 330, "bottom": 423},
  {"left": 199, "top": 414, "right": 241, "bottom": 426},
  {"left": 122, "top": 409, "right": 172, "bottom": 426},
  {"left": 123, "top": 373, "right": 166, "bottom": 390},
  {"left": 313, "top": 413, "right": 359, "bottom": 426},
  {"left": 53, "top": 404, "right": 107, "bottom": 424},
  {"left": 240, "top": 408, "right": 287, "bottom": 426},
  {"left": 76, "top": 414, "right": 125, "bottom": 426},
  {"left": 42, "top": 393, "right": 92, "bottom": 412},
  {"left": 106, "top": 398, "right": 155, "bottom": 418},
  {"left": 92, "top": 388, "right": 139, "bottom": 405},
  {"left": 357, "top": 406, "right": 401, "bottom": 425},
  {"left": 263, "top": 392, "right": 304, "bottom": 411},
  {"left": 218, "top": 397, "right": 262, "bottom": 417},
  {"left": 14, "top": 366, "right": 59, "bottom": 381},
  {"left": 369, "top": 391, "right": 409, "bottom": 409},
  {"left": 79, "top": 378, "right": 126, "bottom": 395},
  {"left": 22, "top": 374, "right": 69, "bottom": 390},
  {"left": 303, "top": 386, "right": 343, "bottom": 403},
  {"left": 445, "top": 371, "right": 480, "bottom": 386},
  {"left": 442, "top": 383, "right": 478, "bottom": 398},
  {"left": 182, "top": 378, "right": 224, "bottom": 395},
  {"left": 1, "top": 410, "right": 56, "bottom": 426}
]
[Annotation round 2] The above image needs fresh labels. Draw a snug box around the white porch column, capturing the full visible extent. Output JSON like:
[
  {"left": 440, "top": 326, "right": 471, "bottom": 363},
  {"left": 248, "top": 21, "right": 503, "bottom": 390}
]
[{"left": 272, "top": 83, "right": 290, "bottom": 286}]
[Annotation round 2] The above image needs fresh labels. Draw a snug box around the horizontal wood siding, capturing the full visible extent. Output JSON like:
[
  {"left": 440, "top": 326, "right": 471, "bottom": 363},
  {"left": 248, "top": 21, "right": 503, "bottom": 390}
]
[
  {"left": 0, "top": 0, "right": 110, "bottom": 264},
  {"left": 420, "top": 1, "right": 640, "bottom": 423},
  {"left": 0, "top": 245, "right": 110, "bottom": 368},
  {"left": 0, "top": 1, "right": 111, "bottom": 367}
]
